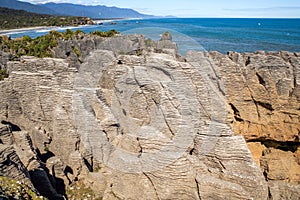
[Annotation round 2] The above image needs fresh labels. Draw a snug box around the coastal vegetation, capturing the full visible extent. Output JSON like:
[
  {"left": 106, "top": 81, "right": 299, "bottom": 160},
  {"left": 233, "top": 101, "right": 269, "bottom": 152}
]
[
  {"left": 0, "top": 7, "right": 94, "bottom": 30},
  {"left": 0, "top": 69, "right": 8, "bottom": 81},
  {"left": 0, "top": 29, "right": 119, "bottom": 58},
  {"left": 0, "top": 176, "right": 45, "bottom": 199},
  {"left": 90, "top": 30, "right": 120, "bottom": 37}
]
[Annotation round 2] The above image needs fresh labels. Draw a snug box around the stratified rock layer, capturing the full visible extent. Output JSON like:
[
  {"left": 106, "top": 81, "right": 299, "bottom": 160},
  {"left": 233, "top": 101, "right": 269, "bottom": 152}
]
[
  {"left": 0, "top": 34, "right": 299, "bottom": 199},
  {"left": 0, "top": 124, "right": 31, "bottom": 184},
  {"left": 219, "top": 51, "right": 300, "bottom": 143},
  {"left": 211, "top": 51, "right": 300, "bottom": 199}
]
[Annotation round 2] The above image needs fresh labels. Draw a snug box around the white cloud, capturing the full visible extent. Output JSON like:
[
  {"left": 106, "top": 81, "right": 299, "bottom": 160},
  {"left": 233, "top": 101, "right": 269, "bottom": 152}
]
[
  {"left": 19, "top": 0, "right": 67, "bottom": 3},
  {"left": 224, "top": 7, "right": 300, "bottom": 12},
  {"left": 19, "top": 0, "right": 103, "bottom": 5}
]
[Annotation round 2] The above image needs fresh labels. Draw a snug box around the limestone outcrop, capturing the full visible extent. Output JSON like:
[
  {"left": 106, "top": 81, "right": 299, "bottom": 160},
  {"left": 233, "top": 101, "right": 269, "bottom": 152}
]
[
  {"left": 0, "top": 124, "right": 31, "bottom": 185},
  {"left": 210, "top": 51, "right": 300, "bottom": 198},
  {"left": 0, "top": 123, "right": 65, "bottom": 199},
  {"left": 0, "top": 50, "right": 12, "bottom": 70},
  {"left": 0, "top": 33, "right": 299, "bottom": 199}
]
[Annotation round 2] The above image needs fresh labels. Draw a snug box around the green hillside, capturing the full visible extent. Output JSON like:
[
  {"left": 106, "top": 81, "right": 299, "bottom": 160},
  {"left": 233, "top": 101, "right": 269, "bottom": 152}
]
[{"left": 0, "top": 7, "right": 94, "bottom": 30}]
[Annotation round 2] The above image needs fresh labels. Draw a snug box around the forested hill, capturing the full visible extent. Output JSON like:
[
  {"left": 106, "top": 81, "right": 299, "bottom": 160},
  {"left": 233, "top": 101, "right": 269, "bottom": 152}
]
[
  {"left": 0, "top": 0, "right": 57, "bottom": 15},
  {"left": 42, "top": 3, "right": 153, "bottom": 19},
  {"left": 0, "top": 0, "right": 154, "bottom": 19},
  {"left": 0, "top": 7, "right": 94, "bottom": 30}
]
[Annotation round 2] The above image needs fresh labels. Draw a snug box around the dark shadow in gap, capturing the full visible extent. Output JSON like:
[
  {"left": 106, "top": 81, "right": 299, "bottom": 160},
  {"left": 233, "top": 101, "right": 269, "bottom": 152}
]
[{"left": 1, "top": 120, "right": 21, "bottom": 131}]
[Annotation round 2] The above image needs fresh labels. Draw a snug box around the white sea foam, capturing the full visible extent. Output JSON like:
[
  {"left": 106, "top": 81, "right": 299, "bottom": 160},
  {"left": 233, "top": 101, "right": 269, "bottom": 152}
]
[
  {"left": 2, "top": 31, "right": 25, "bottom": 35},
  {"left": 36, "top": 29, "right": 52, "bottom": 33}
]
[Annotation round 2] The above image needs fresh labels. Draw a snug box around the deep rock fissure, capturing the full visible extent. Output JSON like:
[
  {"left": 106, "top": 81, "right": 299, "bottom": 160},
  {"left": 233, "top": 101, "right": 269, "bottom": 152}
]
[
  {"left": 256, "top": 72, "right": 266, "bottom": 86},
  {"left": 229, "top": 103, "right": 243, "bottom": 122},
  {"left": 254, "top": 100, "right": 274, "bottom": 111},
  {"left": 195, "top": 178, "right": 202, "bottom": 200},
  {"left": 247, "top": 138, "right": 299, "bottom": 153}
]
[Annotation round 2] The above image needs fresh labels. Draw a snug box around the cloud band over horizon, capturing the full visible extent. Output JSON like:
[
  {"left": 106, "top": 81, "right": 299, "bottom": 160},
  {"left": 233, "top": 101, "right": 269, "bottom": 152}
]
[{"left": 18, "top": 0, "right": 300, "bottom": 18}]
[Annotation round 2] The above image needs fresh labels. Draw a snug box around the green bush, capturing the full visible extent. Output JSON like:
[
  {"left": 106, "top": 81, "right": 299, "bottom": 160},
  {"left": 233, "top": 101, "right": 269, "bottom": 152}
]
[
  {"left": 0, "top": 176, "right": 45, "bottom": 199},
  {"left": 91, "top": 29, "right": 119, "bottom": 37},
  {"left": 22, "top": 35, "right": 32, "bottom": 42},
  {"left": 0, "top": 69, "right": 8, "bottom": 81},
  {"left": 72, "top": 45, "right": 80, "bottom": 57},
  {"left": 74, "top": 29, "right": 84, "bottom": 35}
]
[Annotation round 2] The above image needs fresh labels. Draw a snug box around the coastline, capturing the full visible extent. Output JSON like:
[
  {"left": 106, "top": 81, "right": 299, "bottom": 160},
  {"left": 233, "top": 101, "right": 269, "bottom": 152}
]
[
  {"left": 0, "top": 26, "right": 50, "bottom": 34},
  {"left": 0, "top": 24, "right": 97, "bottom": 36},
  {"left": 0, "top": 18, "right": 132, "bottom": 35}
]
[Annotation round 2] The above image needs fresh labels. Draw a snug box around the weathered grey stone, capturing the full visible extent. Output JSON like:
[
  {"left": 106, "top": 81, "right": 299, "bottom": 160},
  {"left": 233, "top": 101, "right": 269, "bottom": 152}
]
[
  {"left": 268, "top": 181, "right": 300, "bottom": 200},
  {"left": 157, "top": 32, "right": 178, "bottom": 52},
  {"left": 0, "top": 124, "right": 33, "bottom": 190},
  {"left": 53, "top": 34, "right": 147, "bottom": 64},
  {"left": 0, "top": 144, "right": 30, "bottom": 184},
  {"left": 0, "top": 50, "right": 12, "bottom": 70}
]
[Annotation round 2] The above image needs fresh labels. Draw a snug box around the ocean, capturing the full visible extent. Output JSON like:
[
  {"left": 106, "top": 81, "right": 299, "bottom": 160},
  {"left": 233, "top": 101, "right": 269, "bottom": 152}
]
[{"left": 4, "top": 18, "right": 300, "bottom": 54}]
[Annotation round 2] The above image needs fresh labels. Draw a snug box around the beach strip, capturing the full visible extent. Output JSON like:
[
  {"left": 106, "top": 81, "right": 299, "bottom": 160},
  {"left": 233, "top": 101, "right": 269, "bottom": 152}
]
[{"left": 0, "top": 26, "right": 51, "bottom": 34}]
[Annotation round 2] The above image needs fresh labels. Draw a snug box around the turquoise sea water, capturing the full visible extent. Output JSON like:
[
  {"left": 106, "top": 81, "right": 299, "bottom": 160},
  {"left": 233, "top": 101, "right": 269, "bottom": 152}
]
[{"left": 5, "top": 18, "right": 300, "bottom": 54}]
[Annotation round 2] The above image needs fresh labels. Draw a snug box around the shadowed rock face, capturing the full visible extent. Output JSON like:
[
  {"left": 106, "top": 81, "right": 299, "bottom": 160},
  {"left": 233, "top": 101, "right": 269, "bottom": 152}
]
[
  {"left": 0, "top": 124, "right": 31, "bottom": 184},
  {"left": 0, "top": 34, "right": 299, "bottom": 199}
]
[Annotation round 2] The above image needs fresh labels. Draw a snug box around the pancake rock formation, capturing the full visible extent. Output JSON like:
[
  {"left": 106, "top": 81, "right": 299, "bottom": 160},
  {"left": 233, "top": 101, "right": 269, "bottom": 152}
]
[{"left": 0, "top": 33, "right": 299, "bottom": 199}]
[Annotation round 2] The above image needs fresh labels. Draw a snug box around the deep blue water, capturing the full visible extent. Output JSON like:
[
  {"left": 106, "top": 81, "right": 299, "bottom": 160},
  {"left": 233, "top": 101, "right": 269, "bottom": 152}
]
[{"left": 4, "top": 18, "right": 300, "bottom": 54}]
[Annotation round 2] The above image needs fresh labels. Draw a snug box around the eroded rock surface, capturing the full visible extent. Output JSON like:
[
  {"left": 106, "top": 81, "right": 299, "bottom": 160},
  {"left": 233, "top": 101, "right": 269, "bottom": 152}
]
[
  {"left": 0, "top": 124, "right": 31, "bottom": 185},
  {"left": 0, "top": 34, "right": 299, "bottom": 199},
  {"left": 0, "top": 123, "right": 65, "bottom": 199},
  {"left": 210, "top": 51, "right": 300, "bottom": 198},
  {"left": 0, "top": 50, "right": 12, "bottom": 70}
]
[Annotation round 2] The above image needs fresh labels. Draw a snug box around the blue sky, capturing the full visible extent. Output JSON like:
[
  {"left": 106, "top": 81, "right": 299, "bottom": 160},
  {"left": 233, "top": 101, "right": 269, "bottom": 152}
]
[{"left": 20, "top": 0, "right": 300, "bottom": 18}]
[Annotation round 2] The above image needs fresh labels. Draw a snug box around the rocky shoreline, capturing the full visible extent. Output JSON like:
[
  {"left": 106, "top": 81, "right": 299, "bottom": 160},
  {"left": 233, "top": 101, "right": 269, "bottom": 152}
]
[{"left": 0, "top": 32, "right": 299, "bottom": 199}]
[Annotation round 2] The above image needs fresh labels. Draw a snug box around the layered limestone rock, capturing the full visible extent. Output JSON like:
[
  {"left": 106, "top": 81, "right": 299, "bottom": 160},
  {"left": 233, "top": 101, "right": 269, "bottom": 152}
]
[
  {"left": 0, "top": 57, "right": 77, "bottom": 199},
  {"left": 215, "top": 51, "right": 300, "bottom": 142},
  {"left": 209, "top": 51, "right": 300, "bottom": 198},
  {"left": 0, "top": 34, "right": 298, "bottom": 199},
  {"left": 0, "top": 124, "right": 31, "bottom": 185},
  {"left": 0, "top": 123, "right": 65, "bottom": 199},
  {"left": 75, "top": 50, "right": 267, "bottom": 199}
]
